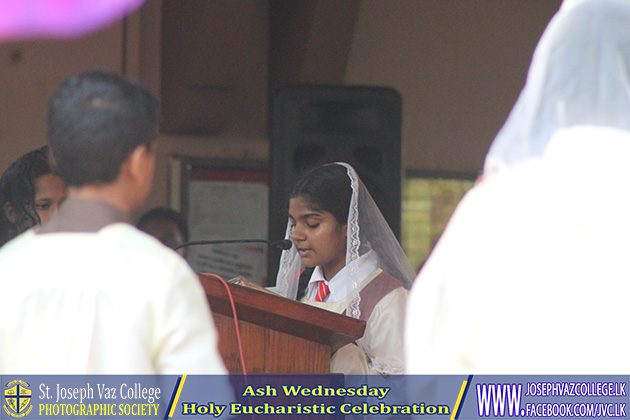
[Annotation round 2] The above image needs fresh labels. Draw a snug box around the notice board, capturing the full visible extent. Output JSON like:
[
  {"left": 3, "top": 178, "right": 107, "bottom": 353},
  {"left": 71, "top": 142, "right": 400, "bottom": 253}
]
[{"left": 169, "top": 157, "right": 269, "bottom": 284}]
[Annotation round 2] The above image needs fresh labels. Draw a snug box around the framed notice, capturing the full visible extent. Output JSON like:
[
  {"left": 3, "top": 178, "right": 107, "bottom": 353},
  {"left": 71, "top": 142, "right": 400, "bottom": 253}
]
[{"left": 169, "top": 157, "right": 269, "bottom": 284}]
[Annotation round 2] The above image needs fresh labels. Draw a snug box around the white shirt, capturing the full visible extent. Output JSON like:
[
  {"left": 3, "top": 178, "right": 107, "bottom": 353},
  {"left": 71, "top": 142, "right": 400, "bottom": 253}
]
[
  {"left": 406, "top": 127, "right": 630, "bottom": 374},
  {"left": 302, "top": 251, "right": 407, "bottom": 374},
  {"left": 0, "top": 199, "right": 227, "bottom": 375},
  {"left": 305, "top": 250, "right": 379, "bottom": 302}
]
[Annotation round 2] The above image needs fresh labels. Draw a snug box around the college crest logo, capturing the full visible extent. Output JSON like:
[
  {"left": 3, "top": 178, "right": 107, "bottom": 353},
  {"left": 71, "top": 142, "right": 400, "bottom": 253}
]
[{"left": 3, "top": 380, "right": 33, "bottom": 418}]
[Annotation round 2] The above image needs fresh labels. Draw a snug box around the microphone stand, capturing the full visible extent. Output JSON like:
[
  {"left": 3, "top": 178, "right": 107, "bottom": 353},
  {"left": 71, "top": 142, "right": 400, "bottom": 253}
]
[{"left": 174, "top": 239, "right": 292, "bottom": 251}]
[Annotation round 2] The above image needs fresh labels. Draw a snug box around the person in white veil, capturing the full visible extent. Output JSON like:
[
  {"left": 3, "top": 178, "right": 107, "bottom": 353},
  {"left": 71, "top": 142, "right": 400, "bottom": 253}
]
[
  {"left": 405, "top": 0, "right": 630, "bottom": 374},
  {"left": 275, "top": 162, "right": 416, "bottom": 374}
]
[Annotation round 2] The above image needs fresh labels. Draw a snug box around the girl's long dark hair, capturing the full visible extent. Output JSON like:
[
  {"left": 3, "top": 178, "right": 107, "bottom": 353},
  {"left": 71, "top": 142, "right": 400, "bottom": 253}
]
[
  {"left": 290, "top": 163, "right": 352, "bottom": 225},
  {"left": 0, "top": 146, "right": 54, "bottom": 247}
]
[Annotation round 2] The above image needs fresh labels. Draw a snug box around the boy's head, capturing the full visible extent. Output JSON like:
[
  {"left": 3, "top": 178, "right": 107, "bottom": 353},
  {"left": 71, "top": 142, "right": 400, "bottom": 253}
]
[
  {"left": 137, "top": 207, "right": 188, "bottom": 244},
  {"left": 48, "top": 68, "right": 159, "bottom": 188},
  {"left": 137, "top": 207, "right": 189, "bottom": 257}
]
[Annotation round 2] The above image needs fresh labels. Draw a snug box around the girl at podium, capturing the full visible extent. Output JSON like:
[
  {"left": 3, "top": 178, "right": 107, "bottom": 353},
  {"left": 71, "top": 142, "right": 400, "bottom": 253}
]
[
  {"left": 275, "top": 162, "right": 416, "bottom": 374},
  {"left": 0, "top": 146, "right": 66, "bottom": 247}
]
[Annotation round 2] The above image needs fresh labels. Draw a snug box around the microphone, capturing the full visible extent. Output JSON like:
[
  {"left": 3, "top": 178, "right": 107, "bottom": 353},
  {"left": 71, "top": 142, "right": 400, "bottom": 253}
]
[{"left": 174, "top": 238, "right": 292, "bottom": 251}]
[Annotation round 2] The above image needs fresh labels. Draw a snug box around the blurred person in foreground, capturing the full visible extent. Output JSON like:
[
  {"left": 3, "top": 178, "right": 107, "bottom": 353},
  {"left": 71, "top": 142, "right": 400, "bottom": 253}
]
[
  {"left": 0, "top": 69, "right": 227, "bottom": 375},
  {"left": 406, "top": 0, "right": 630, "bottom": 373}
]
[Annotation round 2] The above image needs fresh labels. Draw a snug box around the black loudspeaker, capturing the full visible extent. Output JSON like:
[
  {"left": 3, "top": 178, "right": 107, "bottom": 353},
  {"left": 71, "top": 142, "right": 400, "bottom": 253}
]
[{"left": 268, "top": 85, "right": 403, "bottom": 285}]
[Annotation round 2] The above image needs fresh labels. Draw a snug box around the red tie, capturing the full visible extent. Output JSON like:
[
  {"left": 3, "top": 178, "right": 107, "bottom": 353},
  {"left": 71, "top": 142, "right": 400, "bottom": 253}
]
[{"left": 315, "top": 281, "right": 330, "bottom": 302}]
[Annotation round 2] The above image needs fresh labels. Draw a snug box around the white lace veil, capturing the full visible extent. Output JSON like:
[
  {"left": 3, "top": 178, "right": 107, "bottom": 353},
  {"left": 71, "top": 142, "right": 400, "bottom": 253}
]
[
  {"left": 274, "top": 162, "right": 416, "bottom": 319},
  {"left": 484, "top": 0, "right": 630, "bottom": 174}
]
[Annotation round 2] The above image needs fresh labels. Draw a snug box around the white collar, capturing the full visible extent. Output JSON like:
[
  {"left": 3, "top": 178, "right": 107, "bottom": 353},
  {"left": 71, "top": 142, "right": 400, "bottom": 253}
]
[{"left": 306, "top": 250, "right": 379, "bottom": 302}]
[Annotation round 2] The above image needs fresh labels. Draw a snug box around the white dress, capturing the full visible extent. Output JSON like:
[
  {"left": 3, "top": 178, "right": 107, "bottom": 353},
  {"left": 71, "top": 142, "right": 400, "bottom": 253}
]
[
  {"left": 0, "top": 199, "right": 227, "bottom": 375},
  {"left": 406, "top": 127, "right": 630, "bottom": 374}
]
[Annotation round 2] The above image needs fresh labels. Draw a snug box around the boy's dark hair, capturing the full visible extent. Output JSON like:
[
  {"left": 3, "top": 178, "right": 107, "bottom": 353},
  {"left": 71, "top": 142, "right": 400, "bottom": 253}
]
[
  {"left": 137, "top": 207, "right": 189, "bottom": 243},
  {"left": 48, "top": 68, "right": 159, "bottom": 187},
  {"left": 290, "top": 163, "right": 352, "bottom": 225}
]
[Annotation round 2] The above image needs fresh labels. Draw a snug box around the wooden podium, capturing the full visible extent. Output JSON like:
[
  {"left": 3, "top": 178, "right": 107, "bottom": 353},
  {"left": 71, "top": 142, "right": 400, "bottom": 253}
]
[{"left": 198, "top": 274, "right": 366, "bottom": 374}]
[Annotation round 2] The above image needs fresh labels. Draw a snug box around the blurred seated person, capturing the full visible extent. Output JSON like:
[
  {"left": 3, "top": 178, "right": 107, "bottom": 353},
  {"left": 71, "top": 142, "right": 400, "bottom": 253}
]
[
  {"left": 137, "top": 207, "right": 189, "bottom": 258},
  {"left": 0, "top": 145, "right": 66, "bottom": 247}
]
